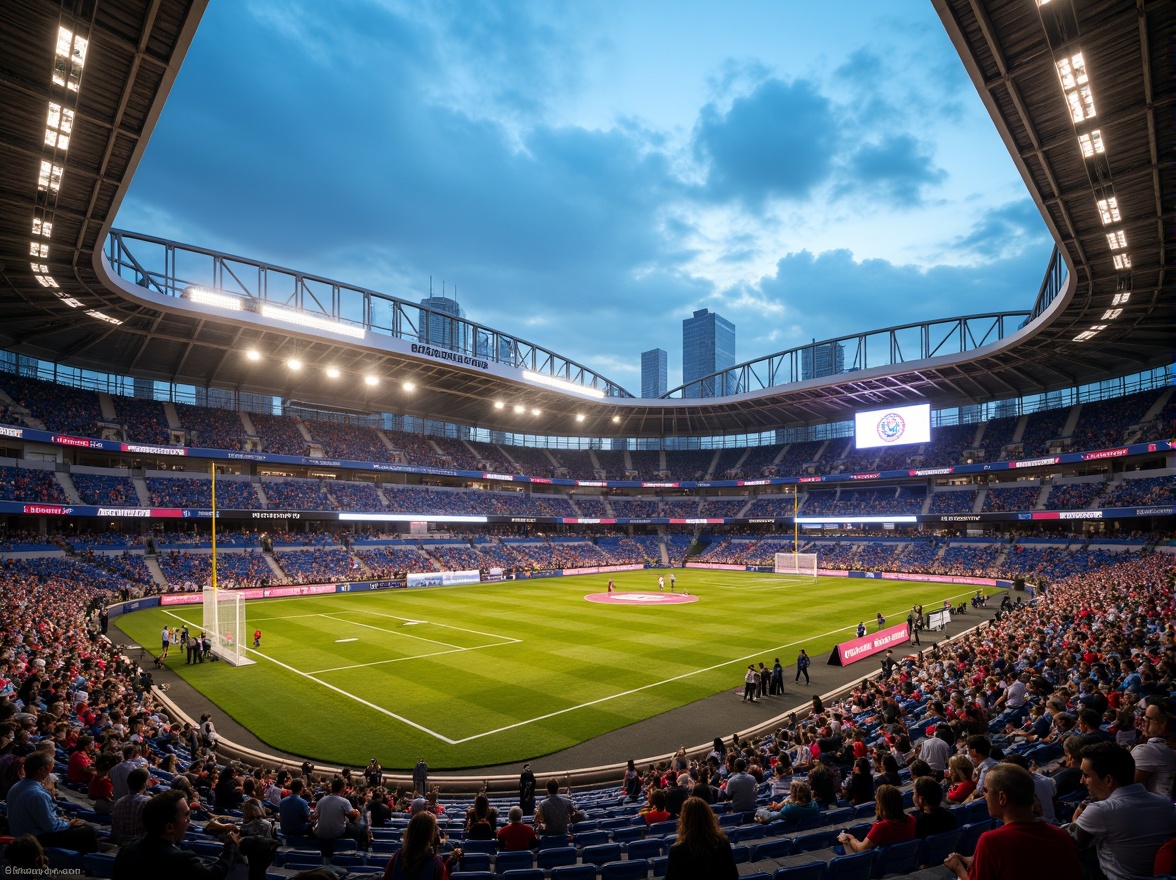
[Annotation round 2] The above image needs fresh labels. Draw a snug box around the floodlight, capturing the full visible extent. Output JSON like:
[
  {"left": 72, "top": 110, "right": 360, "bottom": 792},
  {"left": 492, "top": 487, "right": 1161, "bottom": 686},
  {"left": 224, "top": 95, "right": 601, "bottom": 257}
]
[
  {"left": 521, "top": 370, "right": 606, "bottom": 398},
  {"left": 258, "top": 303, "right": 365, "bottom": 339},
  {"left": 325, "top": 367, "right": 341, "bottom": 379},
  {"left": 494, "top": 401, "right": 505, "bottom": 409},
  {"left": 364, "top": 375, "right": 379, "bottom": 386},
  {"left": 576, "top": 413, "right": 585, "bottom": 422},
  {"left": 287, "top": 358, "right": 303, "bottom": 371},
  {"left": 402, "top": 381, "right": 415, "bottom": 392},
  {"left": 245, "top": 350, "right": 261, "bottom": 362},
  {"left": 611, "top": 415, "right": 620, "bottom": 423},
  {"left": 183, "top": 286, "right": 244, "bottom": 311},
  {"left": 513, "top": 405, "right": 525, "bottom": 414},
  {"left": 531, "top": 408, "right": 541, "bottom": 416}
]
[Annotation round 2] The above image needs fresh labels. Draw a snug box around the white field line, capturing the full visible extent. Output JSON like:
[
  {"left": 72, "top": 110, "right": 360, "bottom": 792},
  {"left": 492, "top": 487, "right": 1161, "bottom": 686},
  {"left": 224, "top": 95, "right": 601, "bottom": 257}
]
[
  {"left": 158, "top": 588, "right": 980, "bottom": 746},
  {"left": 157, "top": 608, "right": 459, "bottom": 744}
]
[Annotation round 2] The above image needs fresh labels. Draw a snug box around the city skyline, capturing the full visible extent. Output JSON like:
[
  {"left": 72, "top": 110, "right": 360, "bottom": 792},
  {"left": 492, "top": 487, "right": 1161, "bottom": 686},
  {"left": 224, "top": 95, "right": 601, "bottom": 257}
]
[{"left": 117, "top": 1, "right": 1053, "bottom": 395}]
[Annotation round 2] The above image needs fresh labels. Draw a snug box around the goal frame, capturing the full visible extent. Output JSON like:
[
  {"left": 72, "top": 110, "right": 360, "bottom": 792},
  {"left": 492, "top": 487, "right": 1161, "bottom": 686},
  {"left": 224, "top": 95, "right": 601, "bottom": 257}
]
[
  {"left": 773, "top": 552, "right": 818, "bottom": 580},
  {"left": 202, "top": 588, "right": 255, "bottom": 666}
]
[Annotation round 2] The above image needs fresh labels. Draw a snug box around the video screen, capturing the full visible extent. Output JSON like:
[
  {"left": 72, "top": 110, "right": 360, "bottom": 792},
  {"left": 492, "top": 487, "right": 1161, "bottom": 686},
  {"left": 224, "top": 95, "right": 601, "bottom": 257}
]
[{"left": 854, "top": 402, "right": 931, "bottom": 449}]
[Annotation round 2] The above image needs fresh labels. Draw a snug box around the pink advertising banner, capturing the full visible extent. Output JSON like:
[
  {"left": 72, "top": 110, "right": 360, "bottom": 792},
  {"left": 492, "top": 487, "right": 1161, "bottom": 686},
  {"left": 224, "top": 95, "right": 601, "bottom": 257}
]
[{"left": 829, "top": 622, "right": 910, "bottom": 667}]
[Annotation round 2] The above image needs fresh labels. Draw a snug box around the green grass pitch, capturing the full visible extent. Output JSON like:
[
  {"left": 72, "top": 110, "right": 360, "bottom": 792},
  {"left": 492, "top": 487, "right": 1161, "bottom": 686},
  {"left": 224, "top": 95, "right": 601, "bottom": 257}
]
[{"left": 115, "top": 571, "right": 989, "bottom": 769}]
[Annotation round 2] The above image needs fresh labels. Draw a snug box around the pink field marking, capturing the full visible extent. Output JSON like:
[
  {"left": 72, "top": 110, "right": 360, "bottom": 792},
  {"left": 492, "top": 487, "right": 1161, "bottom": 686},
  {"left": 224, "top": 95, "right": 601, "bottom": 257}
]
[{"left": 585, "top": 591, "right": 699, "bottom": 605}]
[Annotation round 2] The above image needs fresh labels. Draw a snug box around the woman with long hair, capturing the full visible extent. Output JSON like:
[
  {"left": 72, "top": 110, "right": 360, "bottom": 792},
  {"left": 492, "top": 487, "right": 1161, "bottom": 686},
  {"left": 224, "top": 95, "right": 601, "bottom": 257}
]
[
  {"left": 842, "top": 756, "right": 875, "bottom": 806},
  {"left": 836, "top": 784, "right": 916, "bottom": 853},
  {"left": 665, "top": 797, "right": 737, "bottom": 880},
  {"left": 945, "top": 754, "right": 976, "bottom": 804},
  {"left": 382, "top": 810, "right": 461, "bottom": 879}
]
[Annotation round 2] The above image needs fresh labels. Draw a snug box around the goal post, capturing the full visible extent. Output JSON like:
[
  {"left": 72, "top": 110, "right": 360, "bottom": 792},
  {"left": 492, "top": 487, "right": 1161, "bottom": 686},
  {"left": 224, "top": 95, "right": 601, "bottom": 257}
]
[
  {"left": 201, "top": 588, "right": 255, "bottom": 666},
  {"left": 774, "top": 552, "right": 818, "bottom": 581}
]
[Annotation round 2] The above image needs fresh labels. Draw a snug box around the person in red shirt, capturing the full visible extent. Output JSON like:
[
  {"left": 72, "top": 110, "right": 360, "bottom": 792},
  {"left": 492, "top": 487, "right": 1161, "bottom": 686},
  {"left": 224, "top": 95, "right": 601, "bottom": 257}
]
[
  {"left": 945, "top": 764, "right": 1080, "bottom": 879},
  {"left": 496, "top": 806, "right": 538, "bottom": 851},
  {"left": 837, "top": 785, "right": 916, "bottom": 852},
  {"left": 642, "top": 789, "right": 671, "bottom": 825},
  {"left": 65, "top": 735, "right": 96, "bottom": 784}
]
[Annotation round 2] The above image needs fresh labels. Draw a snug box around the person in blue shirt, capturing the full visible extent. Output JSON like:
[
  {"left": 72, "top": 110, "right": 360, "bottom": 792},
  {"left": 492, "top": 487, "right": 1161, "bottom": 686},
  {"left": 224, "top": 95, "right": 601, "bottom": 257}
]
[
  {"left": 7, "top": 750, "right": 104, "bottom": 853},
  {"left": 278, "top": 778, "right": 315, "bottom": 839}
]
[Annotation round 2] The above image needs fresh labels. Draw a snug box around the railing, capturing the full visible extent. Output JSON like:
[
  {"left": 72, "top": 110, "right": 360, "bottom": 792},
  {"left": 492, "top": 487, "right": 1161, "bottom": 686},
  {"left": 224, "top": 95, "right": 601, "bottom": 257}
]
[
  {"left": 104, "top": 230, "right": 634, "bottom": 399},
  {"left": 666, "top": 311, "right": 1034, "bottom": 399}
]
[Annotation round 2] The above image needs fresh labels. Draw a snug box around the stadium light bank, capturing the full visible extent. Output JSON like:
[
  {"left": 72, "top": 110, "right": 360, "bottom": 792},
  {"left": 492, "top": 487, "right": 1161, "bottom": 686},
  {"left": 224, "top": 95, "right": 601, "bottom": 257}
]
[
  {"left": 521, "top": 370, "right": 606, "bottom": 399},
  {"left": 183, "top": 285, "right": 366, "bottom": 339}
]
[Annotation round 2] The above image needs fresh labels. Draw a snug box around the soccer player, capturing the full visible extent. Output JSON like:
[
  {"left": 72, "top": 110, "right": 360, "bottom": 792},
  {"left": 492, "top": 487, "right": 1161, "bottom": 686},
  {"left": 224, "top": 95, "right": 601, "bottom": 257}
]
[
  {"left": 670, "top": 573, "right": 676, "bottom": 591},
  {"left": 658, "top": 575, "right": 665, "bottom": 591},
  {"left": 607, "top": 579, "right": 615, "bottom": 593}
]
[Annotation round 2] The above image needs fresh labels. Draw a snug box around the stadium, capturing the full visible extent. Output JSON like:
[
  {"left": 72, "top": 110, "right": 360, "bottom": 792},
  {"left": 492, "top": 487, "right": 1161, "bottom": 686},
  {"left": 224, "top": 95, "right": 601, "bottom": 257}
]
[{"left": 0, "top": 1, "right": 1172, "bottom": 878}]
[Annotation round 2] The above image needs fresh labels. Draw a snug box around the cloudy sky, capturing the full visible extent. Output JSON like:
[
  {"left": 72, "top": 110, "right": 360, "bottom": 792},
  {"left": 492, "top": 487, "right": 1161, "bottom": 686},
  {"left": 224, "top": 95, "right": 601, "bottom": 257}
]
[{"left": 117, "top": 0, "right": 1053, "bottom": 395}]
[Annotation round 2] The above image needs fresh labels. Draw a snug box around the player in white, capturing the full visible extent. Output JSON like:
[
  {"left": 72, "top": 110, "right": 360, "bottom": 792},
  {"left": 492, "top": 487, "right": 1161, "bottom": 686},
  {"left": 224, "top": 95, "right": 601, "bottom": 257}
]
[{"left": 658, "top": 575, "right": 665, "bottom": 591}]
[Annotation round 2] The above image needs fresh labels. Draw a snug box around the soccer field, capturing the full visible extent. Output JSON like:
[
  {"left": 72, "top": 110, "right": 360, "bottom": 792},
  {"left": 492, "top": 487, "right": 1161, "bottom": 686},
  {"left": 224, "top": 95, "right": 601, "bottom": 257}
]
[{"left": 116, "top": 571, "right": 988, "bottom": 769}]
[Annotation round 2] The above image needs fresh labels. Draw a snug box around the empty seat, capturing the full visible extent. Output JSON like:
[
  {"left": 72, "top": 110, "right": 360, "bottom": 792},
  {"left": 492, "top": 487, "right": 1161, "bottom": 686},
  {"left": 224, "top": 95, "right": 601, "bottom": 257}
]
[
  {"left": 826, "top": 850, "right": 875, "bottom": 880},
  {"left": 537, "top": 846, "right": 578, "bottom": 871},
  {"left": 600, "top": 859, "right": 650, "bottom": 880},
  {"left": 581, "top": 842, "right": 623, "bottom": 866},
  {"left": 494, "top": 850, "right": 533, "bottom": 873},
  {"left": 626, "top": 838, "right": 663, "bottom": 860},
  {"left": 773, "top": 862, "right": 826, "bottom": 880},
  {"left": 550, "top": 865, "right": 598, "bottom": 880}
]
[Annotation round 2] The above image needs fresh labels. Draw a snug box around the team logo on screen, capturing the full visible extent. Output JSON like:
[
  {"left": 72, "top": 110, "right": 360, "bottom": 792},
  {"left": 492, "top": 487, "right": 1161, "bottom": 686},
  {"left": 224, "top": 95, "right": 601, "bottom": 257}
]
[{"left": 876, "top": 412, "right": 906, "bottom": 443}]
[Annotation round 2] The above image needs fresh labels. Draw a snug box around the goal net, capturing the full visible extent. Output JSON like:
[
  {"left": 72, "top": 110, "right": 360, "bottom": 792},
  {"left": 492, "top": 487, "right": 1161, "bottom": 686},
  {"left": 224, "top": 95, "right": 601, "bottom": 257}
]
[
  {"left": 774, "top": 552, "right": 818, "bottom": 581},
  {"left": 201, "top": 588, "right": 255, "bottom": 666}
]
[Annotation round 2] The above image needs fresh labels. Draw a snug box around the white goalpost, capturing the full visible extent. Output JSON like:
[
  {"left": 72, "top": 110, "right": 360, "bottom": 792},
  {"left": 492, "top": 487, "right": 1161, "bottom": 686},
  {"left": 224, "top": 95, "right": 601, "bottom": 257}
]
[
  {"left": 774, "top": 552, "right": 819, "bottom": 581},
  {"left": 201, "top": 588, "right": 254, "bottom": 666}
]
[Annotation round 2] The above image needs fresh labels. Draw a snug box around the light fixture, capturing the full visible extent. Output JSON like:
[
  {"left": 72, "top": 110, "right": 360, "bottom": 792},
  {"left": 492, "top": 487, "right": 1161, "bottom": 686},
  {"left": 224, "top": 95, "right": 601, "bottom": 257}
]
[
  {"left": 521, "top": 370, "right": 606, "bottom": 399},
  {"left": 287, "top": 358, "right": 303, "bottom": 371},
  {"left": 31, "top": 219, "right": 52, "bottom": 238},
  {"left": 531, "top": 408, "right": 541, "bottom": 416},
  {"left": 611, "top": 415, "right": 620, "bottom": 423},
  {"left": 245, "top": 350, "right": 261, "bottom": 362},
  {"left": 1111, "top": 291, "right": 1131, "bottom": 306},
  {"left": 37, "top": 161, "right": 63, "bottom": 193},
  {"left": 1112, "top": 254, "right": 1131, "bottom": 270},
  {"left": 1057, "top": 52, "right": 1095, "bottom": 123},
  {"left": 85, "top": 310, "right": 122, "bottom": 325},
  {"left": 364, "top": 375, "right": 379, "bottom": 386},
  {"left": 259, "top": 303, "right": 366, "bottom": 339},
  {"left": 514, "top": 405, "right": 525, "bottom": 414},
  {"left": 1077, "top": 130, "right": 1104, "bottom": 157},
  {"left": 1101, "top": 309, "right": 1122, "bottom": 320},
  {"left": 1096, "top": 197, "right": 1120, "bottom": 225},
  {"left": 325, "top": 367, "right": 341, "bottom": 379},
  {"left": 575, "top": 413, "right": 585, "bottom": 422},
  {"left": 402, "top": 381, "right": 415, "bottom": 392},
  {"left": 183, "top": 286, "right": 244, "bottom": 311},
  {"left": 53, "top": 27, "right": 87, "bottom": 91},
  {"left": 494, "top": 401, "right": 505, "bottom": 410},
  {"left": 29, "top": 243, "right": 48, "bottom": 258},
  {"left": 44, "top": 103, "right": 73, "bottom": 151}
]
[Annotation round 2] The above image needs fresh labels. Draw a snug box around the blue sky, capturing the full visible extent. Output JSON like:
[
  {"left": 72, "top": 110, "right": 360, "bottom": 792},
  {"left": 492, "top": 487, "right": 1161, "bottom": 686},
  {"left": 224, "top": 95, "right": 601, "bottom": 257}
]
[{"left": 117, "top": 0, "right": 1053, "bottom": 395}]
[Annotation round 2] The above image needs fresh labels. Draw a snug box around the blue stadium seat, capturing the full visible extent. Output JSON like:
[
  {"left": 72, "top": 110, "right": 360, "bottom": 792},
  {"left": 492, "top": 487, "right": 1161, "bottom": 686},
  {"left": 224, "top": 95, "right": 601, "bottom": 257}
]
[
  {"left": 462, "top": 838, "right": 497, "bottom": 854},
  {"left": 918, "top": 829, "right": 962, "bottom": 868},
  {"left": 600, "top": 859, "right": 649, "bottom": 880},
  {"left": 873, "top": 838, "right": 920, "bottom": 877},
  {"left": 539, "top": 835, "right": 572, "bottom": 850},
  {"left": 651, "top": 855, "right": 668, "bottom": 878},
  {"left": 82, "top": 853, "right": 117, "bottom": 879},
  {"left": 773, "top": 862, "right": 827, "bottom": 880},
  {"left": 494, "top": 850, "right": 534, "bottom": 873},
  {"left": 550, "top": 866, "right": 597, "bottom": 880},
  {"left": 458, "top": 853, "right": 493, "bottom": 872},
  {"left": 537, "top": 847, "right": 578, "bottom": 870},
  {"left": 826, "top": 850, "right": 875, "bottom": 880},
  {"left": 581, "top": 842, "right": 623, "bottom": 867},
  {"left": 626, "top": 838, "right": 663, "bottom": 860},
  {"left": 749, "top": 837, "right": 793, "bottom": 860},
  {"left": 502, "top": 871, "right": 545, "bottom": 880},
  {"left": 573, "top": 830, "right": 610, "bottom": 847},
  {"left": 451, "top": 872, "right": 495, "bottom": 880},
  {"left": 958, "top": 819, "right": 994, "bottom": 856},
  {"left": 612, "top": 825, "right": 646, "bottom": 843}
]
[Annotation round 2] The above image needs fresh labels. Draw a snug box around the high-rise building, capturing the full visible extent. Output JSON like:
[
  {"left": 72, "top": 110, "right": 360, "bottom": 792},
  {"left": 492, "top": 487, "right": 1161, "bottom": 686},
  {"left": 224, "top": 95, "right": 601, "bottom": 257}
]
[
  {"left": 800, "top": 340, "right": 845, "bottom": 380},
  {"left": 682, "top": 309, "right": 735, "bottom": 398},
  {"left": 641, "top": 348, "right": 668, "bottom": 398},
  {"left": 418, "top": 296, "right": 466, "bottom": 351}
]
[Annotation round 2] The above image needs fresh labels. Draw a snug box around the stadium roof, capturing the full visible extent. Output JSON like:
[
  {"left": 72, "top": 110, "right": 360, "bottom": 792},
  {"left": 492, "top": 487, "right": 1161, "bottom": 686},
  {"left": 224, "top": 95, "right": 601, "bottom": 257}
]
[{"left": 0, "top": 0, "right": 1170, "bottom": 439}]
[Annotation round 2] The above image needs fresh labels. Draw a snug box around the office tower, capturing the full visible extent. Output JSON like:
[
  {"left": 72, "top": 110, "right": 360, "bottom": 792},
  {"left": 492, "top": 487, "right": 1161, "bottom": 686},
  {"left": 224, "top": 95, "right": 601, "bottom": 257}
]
[
  {"left": 641, "top": 348, "right": 668, "bottom": 398},
  {"left": 682, "top": 309, "right": 735, "bottom": 398},
  {"left": 418, "top": 295, "right": 466, "bottom": 351},
  {"left": 800, "top": 340, "right": 845, "bottom": 380}
]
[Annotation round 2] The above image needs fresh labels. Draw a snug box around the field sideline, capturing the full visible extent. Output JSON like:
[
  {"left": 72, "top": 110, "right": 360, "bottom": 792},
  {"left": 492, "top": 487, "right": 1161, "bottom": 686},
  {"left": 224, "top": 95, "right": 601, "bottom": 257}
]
[{"left": 115, "top": 570, "right": 991, "bottom": 769}]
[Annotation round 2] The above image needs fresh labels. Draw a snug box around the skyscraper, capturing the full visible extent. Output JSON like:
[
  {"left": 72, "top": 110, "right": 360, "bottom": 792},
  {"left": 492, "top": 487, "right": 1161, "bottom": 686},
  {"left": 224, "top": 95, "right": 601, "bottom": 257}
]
[
  {"left": 800, "top": 340, "right": 845, "bottom": 380},
  {"left": 641, "top": 348, "right": 668, "bottom": 398},
  {"left": 682, "top": 309, "right": 735, "bottom": 398},
  {"left": 418, "top": 296, "right": 466, "bottom": 351}
]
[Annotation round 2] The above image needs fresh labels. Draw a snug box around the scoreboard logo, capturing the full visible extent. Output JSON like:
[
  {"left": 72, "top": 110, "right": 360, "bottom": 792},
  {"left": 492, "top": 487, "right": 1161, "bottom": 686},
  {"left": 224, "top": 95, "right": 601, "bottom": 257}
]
[{"left": 876, "top": 412, "right": 906, "bottom": 444}]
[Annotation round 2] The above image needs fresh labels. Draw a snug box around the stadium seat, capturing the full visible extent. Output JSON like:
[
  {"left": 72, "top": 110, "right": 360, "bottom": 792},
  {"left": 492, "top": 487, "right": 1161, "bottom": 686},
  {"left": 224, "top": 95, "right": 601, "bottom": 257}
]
[
  {"left": 729, "top": 824, "right": 768, "bottom": 843},
  {"left": 917, "top": 829, "right": 962, "bottom": 867},
  {"left": 600, "top": 858, "right": 649, "bottom": 880},
  {"left": 611, "top": 825, "right": 646, "bottom": 843},
  {"left": 793, "top": 830, "right": 834, "bottom": 852},
  {"left": 494, "top": 850, "right": 534, "bottom": 873},
  {"left": 502, "top": 871, "right": 545, "bottom": 880},
  {"left": 647, "top": 820, "right": 677, "bottom": 836},
  {"left": 958, "top": 819, "right": 994, "bottom": 856},
  {"left": 462, "top": 838, "right": 497, "bottom": 854},
  {"left": 537, "top": 846, "right": 578, "bottom": 870},
  {"left": 539, "top": 835, "right": 572, "bottom": 850},
  {"left": 873, "top": 838, "right": 920, "bottom": 877},
  {"left": 749, "top": 837, "right": 793, "bottom": 860},
  {"left": 651, "top": 854, "right": 668, "bottom": 877},
  {"left": 573, "top": 830, "right": 610, "bottom": 847},
  {"left": 773, "top": 862, "right": 827, "bottom": 880},
  {"left": 826, "top": 850, "right": 875, "bottom": 880},
  {"left": 550, "top": 866, "right": 597, "bottom": 880},
  {"left": 731, "top": 844, "right": 750, "bottom": 863},
  {"left": 743, "top": 874, "right": 774, "bottom": 880},
  {"left": 82, "top": 852, "right": 117, "bottom": 879},
  {"left": 458, "top": 853, "right": 493, "bottom": 872},
  {"left": 625, "top": 837, "right": 663, "bottom": 860},
  {"left": 581, "top": 842, "right": 623, "bottom": 866},
  {"left": 452, "top": 873, "right": 495, "bottom": 880}
]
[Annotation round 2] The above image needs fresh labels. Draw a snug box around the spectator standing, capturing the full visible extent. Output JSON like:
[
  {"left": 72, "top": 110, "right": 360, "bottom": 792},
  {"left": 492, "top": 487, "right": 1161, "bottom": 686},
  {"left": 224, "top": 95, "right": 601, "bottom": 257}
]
[
  {"left": 665, "top": 797, "right": 738, "bottom": 880},
  {"left": 110, "top": 767, "right": 152, "bottom": 845}
]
